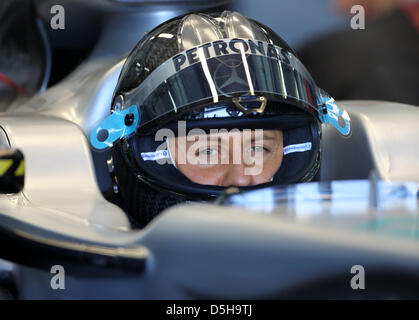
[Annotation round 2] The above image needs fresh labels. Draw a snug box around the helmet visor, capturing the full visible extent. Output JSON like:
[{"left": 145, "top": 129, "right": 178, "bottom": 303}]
[{"left": 123, "top": 39, "right": 321, "bottom": 131}]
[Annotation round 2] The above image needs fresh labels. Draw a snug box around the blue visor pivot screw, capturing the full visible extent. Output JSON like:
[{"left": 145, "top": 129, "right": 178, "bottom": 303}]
[
  {"left": 125, "top": 113, "right": 135, "bottom": 126},
  {"left": 97, "top": 129, "right": 109, "bottom": 142}
]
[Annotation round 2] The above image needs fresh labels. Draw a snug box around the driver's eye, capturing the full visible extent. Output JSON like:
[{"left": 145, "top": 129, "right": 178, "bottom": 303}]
[
  {"left": 251, "top": 146, "right": 264, "bottom": 152},
  {"left": 197, "top": 148, "right": 218, "bottom": 156},
  {"left": 249, "top": 146, "right": 269, "bottom": 153}
]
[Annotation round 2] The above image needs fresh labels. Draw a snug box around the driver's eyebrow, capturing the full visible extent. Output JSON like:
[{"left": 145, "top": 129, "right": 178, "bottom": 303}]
[
  {"left": 256, "top": 135, "right": 276, "bottom": 141},
  {"left": 252, "top": 132, "right": 278, "bottom": 142},
  {"left": 182, "top": 131, "right": 280, "bottom": 145}
]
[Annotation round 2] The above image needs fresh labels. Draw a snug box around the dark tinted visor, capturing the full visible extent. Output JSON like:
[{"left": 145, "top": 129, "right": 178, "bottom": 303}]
[{"left": 123, "top": 39, "right": 322, "bottom": 131}]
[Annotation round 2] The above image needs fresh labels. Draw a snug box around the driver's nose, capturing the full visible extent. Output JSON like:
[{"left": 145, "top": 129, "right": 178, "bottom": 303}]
[{"left": 220, "top": 164, "right": 253, "bottom": 187}]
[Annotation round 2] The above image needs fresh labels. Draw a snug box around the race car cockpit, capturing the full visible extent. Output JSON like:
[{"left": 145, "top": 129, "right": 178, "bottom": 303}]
[{"left": 0, "top": 8, "right": 418, "bottom": 300}]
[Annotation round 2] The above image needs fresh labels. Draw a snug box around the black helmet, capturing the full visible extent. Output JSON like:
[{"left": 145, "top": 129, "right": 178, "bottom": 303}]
[{"left": 91, "top": 11, "right": 351, "bottom": 227}]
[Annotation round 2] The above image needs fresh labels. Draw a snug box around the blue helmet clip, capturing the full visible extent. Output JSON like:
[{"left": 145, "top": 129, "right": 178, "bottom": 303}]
[
  {"left": 90, "top": 105, "right": 140, "bottom": 150},
  {"left": 317, "top": 93, "right": 351, "bottom": 137}
]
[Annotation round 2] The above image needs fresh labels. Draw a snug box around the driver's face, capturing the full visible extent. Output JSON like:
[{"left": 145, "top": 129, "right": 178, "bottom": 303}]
[{"left": 168, "top": 129, "right": 283, "bottom": 187}]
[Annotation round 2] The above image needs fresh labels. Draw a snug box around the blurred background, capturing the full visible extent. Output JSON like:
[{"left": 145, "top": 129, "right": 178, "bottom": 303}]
[
  {"left": 0, "top": 0, "right": 418, "bottom": 110},
  {"left": 233, "top": 0, "right": 349, "bottom": 49},
  {"left": 237, "top": 0, "right": 419, "bottom": 107}
]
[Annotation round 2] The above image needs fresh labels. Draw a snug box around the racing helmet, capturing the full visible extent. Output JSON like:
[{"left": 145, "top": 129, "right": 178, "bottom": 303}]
[{"left": 91, "top": 11, "right": 351, "bottom": 227}]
